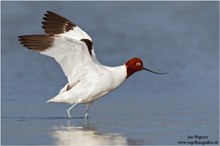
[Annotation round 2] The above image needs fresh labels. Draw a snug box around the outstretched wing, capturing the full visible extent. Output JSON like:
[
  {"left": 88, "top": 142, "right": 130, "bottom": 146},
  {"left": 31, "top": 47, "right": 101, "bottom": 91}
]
[{"left": 18, "top": 11, "right": 100, "bottom": 84}]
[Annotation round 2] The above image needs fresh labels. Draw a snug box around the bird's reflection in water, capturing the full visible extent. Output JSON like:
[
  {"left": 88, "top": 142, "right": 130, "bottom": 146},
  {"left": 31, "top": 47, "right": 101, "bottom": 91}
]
[{"left": 50, "top": 119, "right": 128, "bottom": 145}]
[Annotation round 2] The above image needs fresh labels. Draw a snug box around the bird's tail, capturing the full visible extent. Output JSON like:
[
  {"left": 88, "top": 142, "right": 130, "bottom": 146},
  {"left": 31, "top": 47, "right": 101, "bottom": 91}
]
[
  {"left": 46, "top": 97, "right": 57, "bottom": 103},
  {"left": 46, "top": 93, "right": 68, "bottom": 103}
]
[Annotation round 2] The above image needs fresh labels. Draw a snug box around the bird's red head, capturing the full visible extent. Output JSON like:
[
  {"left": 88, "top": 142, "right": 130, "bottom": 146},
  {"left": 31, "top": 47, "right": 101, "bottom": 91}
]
[
  {"left": 126, "top": 57, "right": 167, "bottom": 78},
  {"left": 126, "top": 58, "right": 144, "bottom": 78}
]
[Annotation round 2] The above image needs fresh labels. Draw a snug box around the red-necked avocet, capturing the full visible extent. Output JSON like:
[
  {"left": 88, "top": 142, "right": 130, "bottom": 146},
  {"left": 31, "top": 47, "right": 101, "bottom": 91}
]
[{"left": 18, "top": 11, "right": 166, "bottom": 119}]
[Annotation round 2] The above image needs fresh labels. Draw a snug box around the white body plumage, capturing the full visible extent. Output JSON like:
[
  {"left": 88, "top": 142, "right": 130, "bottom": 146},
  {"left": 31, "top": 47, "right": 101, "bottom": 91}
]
[{"left": 48, "top": 65, "right": 127, "bottom": 104}]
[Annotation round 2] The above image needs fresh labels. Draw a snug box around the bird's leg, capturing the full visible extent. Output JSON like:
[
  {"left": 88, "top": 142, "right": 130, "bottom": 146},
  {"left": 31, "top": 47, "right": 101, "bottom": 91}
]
[
  {"left": 67, "top": 103, "right": 78, "bottom": 118},
  {"left": 85, "top": 104, "right": 90, "bottom": 119}
]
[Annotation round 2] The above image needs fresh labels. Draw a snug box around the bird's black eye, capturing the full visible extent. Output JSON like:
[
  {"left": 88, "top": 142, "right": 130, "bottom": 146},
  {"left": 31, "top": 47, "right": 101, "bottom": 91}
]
[{"left": 136, "top": 62, "right": 141, "bottom": 66}]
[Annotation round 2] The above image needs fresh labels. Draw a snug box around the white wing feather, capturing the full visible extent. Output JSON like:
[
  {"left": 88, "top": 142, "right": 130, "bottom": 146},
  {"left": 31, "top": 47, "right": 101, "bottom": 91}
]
[
  {"left": 18, "top": 11, "right": 102, "bottom": 95},
  {"left": 40, "top": 11, "right": 100, "bottom": 84},
  {"left": 40, "top": 34, "right": 94, "bottom": 83}
]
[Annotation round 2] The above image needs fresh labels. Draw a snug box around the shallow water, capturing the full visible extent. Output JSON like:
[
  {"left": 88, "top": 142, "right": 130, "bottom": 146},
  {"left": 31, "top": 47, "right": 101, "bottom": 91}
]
[{"left": 2, "top": 1, "right": 219, "bottom": 145}]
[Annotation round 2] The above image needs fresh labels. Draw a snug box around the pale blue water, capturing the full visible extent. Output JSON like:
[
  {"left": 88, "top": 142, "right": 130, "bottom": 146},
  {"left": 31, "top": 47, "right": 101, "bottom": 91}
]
[{"left": 2, "top": 1, "right": 219, "bottom": 145}]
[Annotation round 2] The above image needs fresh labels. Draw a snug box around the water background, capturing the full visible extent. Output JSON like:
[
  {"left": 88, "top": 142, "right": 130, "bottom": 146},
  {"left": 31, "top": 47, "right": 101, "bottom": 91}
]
[{"left": 1, "top": 1, "right": 219, "bottom": 145}]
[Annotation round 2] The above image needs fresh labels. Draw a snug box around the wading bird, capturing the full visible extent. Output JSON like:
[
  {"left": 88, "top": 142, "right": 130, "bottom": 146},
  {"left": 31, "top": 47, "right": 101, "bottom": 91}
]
[{"left": 18, "top": 11, "right": 166, "bottom": 119}]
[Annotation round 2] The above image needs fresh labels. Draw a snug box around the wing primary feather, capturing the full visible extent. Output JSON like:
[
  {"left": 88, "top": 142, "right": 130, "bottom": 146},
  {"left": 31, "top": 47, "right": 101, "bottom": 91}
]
[
  {"left": 42, "top": 11, "right": 76, "bottom": 35},
  {"left": 18, "top": 35, "right": 54, "bottom": 51}
]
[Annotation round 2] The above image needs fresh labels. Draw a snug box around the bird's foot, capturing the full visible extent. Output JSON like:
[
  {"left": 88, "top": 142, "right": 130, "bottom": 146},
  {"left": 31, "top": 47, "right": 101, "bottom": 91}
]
[
  {"left": 67, "top": 109, "right": 71, "bottom": 118},
  {"left": 84, "top": 113, "right": 89, "bottom": 119}
]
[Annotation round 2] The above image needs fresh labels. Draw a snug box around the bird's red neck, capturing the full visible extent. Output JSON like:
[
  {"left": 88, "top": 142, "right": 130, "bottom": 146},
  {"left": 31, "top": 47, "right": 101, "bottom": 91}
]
[{"left": 126, "top": 66, "right": 136, "bottom": 78}]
